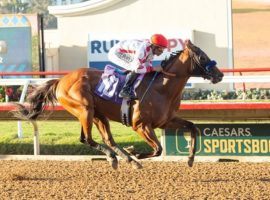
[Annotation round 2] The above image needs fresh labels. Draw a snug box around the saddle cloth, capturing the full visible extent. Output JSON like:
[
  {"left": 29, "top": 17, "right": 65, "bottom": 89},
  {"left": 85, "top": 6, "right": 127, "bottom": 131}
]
[{"left": 95, "top": 65, "right": 143, "bottom": 104}]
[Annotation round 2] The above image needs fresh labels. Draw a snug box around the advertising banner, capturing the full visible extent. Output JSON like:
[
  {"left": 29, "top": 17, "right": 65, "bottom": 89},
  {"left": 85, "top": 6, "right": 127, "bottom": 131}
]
[
  {"left": 88, "top": 31, "right": 193, "bottom": 70},
  {"left": 165, "top": 124, "right": 270, "bottom": 156},
  {"left": 0, "top": 14, "right": 37, "bottom": 78}
]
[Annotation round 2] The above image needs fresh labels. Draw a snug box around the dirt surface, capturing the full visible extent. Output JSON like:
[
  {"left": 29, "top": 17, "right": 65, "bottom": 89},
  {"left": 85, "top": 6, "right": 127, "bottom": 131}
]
[{"left": 0, "top": 160, "right": 269, "bottom": 200}]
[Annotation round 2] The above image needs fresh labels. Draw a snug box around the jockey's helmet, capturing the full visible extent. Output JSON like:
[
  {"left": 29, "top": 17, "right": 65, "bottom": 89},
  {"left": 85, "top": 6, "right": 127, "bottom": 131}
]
[{"left": 150, "top": 34, "right": 168, "bottom": 48}]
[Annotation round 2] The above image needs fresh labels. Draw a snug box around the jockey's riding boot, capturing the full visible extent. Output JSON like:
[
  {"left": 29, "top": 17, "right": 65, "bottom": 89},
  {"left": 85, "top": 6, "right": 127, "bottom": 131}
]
[{"left": 119, "top": 72, "right": 139, "bottom": 99}]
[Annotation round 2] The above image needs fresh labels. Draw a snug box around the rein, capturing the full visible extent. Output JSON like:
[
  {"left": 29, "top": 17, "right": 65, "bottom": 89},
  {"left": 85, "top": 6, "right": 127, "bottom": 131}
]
[
  {"left": 140, "top": 49, "right": 190, "bottom": 102},
  {"left": 140, "top": 71, "right": 158, "bottom": 103},
  {"left": 161, "top": 69, "right": 176, "bottom": 77},
  {"left": 189, "top": 49, "right": 205, "bottom": 73},
  {"left": 160, "top": 51, "right": 183, "bottom": 77}
]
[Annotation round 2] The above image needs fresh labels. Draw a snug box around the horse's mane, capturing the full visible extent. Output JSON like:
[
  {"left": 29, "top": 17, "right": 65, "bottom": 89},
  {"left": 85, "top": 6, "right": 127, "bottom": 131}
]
[{"left": 161, "top": 51, "right": 182, "bottom": 68}]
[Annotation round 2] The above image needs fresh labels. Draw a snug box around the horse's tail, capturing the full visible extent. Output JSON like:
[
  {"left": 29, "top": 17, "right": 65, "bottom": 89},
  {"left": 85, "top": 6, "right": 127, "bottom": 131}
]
[{"left": 13, "top": 79, "right": 59, "bottom": 121}]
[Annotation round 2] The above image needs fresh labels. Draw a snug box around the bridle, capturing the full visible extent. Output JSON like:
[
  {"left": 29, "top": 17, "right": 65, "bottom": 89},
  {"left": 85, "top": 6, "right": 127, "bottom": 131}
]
[
  {"left": 188, "top": 47, "right": 217, "bottom": 79},
  {"left": 160, "top": 47, "right": 216, "bottom": 78}
]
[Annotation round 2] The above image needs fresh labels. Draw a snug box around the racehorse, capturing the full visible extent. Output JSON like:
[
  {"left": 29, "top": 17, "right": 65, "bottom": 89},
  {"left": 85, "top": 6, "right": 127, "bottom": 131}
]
[{"left": 13, "top": 40, "right": 223, "bottom": 169}]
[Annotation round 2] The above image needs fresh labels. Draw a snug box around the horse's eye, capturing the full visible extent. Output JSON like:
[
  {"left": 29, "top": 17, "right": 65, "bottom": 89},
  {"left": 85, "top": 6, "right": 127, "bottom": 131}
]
[{"left": 199, "top": 56, "right": 207, "bottom": 63}]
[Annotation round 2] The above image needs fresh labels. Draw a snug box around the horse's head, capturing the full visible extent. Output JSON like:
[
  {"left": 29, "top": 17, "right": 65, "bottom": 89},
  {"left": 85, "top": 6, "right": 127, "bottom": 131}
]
[{"left": 185, "top": 40, "right": 223, "bottom": 84}]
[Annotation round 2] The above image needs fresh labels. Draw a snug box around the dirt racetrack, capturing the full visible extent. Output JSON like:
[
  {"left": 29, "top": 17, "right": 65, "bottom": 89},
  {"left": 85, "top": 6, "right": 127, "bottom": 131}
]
[{"left": 0, "top": 160, "right": 269, "bottom": 199}]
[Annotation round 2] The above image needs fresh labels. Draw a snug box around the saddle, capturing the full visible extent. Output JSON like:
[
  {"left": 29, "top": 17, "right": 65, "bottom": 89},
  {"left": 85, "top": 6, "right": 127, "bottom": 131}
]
[{"left": 95, "top": 65, "right": 143, "bottom": 126}]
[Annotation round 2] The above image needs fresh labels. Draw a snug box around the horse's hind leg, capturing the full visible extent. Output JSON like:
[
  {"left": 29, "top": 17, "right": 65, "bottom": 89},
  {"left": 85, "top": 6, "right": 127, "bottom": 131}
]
[
  {"left": 93, "top": 113, "right": 142, "bottom": 169},
  {"left": 80, "top": 109, "right": 119, "bottom": 169},
  {"left": 57, "top": 89, "right": 118, "bottom": 169}
]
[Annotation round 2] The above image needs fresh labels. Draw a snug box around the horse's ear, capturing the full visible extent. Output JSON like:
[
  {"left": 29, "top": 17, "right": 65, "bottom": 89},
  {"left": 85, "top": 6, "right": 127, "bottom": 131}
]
[{"left": 184, "top": 39, "right": 191, "bottom": 48}]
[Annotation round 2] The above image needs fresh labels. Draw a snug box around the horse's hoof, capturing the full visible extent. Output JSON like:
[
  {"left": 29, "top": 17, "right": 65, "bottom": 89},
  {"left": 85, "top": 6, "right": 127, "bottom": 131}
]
[
  {"left": 123, "top": 145, "right": 135, "bottom": 154},
  {"left": 135, "top": 153, "right": 143, "bottom": 159},
  {"left": 131, "top": 160, "right": 143, "bottom": 169},
  {"left": 108, "top": 158, "right": 118, "bottom": 170},
  {"left": 187, "top": 157, "right": 194, "bottom": 167},
  {"left": 79, "top": 138, "right": 85, "bottom": 144}
]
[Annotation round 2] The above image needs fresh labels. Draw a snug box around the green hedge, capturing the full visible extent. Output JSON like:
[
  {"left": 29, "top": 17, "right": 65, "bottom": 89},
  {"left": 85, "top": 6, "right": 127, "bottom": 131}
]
[
  {"left": 182, "top": 88, "right": 270, "bottom": 100},
  {"left": 0, "top": 86, "right": 22, "bottom": 102},
  {"left": 1, "top": 85, "right": 269, "bottom": 102}
]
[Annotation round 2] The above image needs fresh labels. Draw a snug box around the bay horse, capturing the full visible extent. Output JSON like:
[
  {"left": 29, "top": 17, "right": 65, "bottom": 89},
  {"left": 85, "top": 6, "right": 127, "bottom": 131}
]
[{"left": 13, "top": 40, "right": 223, "bottom": 169}]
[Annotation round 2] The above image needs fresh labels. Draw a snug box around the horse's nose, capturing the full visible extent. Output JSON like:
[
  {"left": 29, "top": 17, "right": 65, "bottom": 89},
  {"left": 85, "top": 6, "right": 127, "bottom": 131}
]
[
  {"left": 217, "top": 73, "right": 224, "bottom": 82},
  {"left": 217, "top": 71, "right": 224, "bottom": 79},
  {"left": 211, "top": 72, "right": 223, "bottom": 84}
]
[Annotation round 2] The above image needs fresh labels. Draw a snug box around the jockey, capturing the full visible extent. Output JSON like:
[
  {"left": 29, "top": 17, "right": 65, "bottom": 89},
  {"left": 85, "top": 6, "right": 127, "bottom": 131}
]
[{"left": 108, "top": 34, "right": 168, "bottom": 99}]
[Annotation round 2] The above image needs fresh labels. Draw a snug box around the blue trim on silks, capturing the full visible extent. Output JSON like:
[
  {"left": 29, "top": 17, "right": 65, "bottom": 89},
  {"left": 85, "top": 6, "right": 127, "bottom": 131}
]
[
  {"left": 205, "top": 60, "right": 217, "bottom": 71},
  {"left": 114, "top": 68, "right": 127, "bottom": 75}
]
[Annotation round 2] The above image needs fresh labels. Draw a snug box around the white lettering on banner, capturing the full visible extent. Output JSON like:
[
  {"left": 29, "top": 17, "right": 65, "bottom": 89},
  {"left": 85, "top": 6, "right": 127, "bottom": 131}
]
[
  {"left": 204, "top": 139, "right": 270, "bottom": 154},
  {"left": 203, "top": 127, "right": 251, "bottom": 137}
]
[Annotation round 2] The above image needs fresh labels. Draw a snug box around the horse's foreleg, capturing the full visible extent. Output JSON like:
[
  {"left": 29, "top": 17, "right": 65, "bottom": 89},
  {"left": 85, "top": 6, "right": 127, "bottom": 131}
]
[
  {"left": 93, "top": 114, "right": 142, "bottom": 169},
  {"left": 80, "top": 127, "right": 85, "bottom": 143},
  {"left": 133, "top": 124, "right": 163, "bottom": 159},
  {"left": 163, "top": 116, "right": 197, "bottom": 167}
]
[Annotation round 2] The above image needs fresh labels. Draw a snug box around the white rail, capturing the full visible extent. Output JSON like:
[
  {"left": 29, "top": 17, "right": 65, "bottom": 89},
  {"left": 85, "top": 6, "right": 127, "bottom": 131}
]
[
  {"left": 0, "top": 78, "right": 56, "bottom": 155},
  {"left": 189, "top": 75, "right": 270, "bottom": 83},
  {"left": 1, "top": 75, "right": 270, "bottom": 86},
  {"left": 0, "top": 78, "right": 54, "bottom": 86}
]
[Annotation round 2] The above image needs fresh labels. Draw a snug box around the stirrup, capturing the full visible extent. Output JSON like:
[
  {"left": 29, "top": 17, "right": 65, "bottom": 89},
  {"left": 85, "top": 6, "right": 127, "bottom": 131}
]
[{"left": 119, "top": 90, "right": 137, "bottom": 100}]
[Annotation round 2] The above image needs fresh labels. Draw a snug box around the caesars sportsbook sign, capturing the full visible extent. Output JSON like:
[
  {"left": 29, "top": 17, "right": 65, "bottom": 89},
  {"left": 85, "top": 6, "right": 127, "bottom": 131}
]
[
  {"left": 87, "top": 31, "right": 193, "bottom": 70},
  {"left": 165, "top": 124, "right": 270, "bottom": 156}
]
